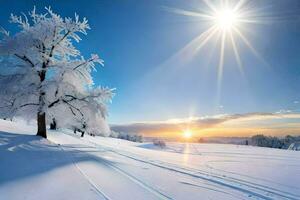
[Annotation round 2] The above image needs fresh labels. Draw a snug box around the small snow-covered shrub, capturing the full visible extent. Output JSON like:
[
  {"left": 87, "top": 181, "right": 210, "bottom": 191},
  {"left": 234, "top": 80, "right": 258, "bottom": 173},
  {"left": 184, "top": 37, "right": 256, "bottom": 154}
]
[
  {"left": 109, "top": 130, "right": 119, "bottom": 138},
  {"left": 153, "top": 139, "right": 166, "bottom": 148}
]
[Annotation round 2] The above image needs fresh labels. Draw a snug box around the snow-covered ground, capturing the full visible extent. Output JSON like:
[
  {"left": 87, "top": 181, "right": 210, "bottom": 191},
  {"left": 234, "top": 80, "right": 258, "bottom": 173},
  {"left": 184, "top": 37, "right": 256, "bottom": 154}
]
[{"left": 1, "top": 120, "right": 300, "bottom": 200}]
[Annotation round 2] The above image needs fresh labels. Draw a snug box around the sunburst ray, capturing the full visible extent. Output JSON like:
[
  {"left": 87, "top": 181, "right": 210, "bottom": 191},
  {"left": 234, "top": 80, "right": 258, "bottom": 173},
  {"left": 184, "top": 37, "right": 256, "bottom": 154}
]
[
  {"left": 229, "top": 31, "right": 244, "bottom": 76},
  {"left": 162, "top": 6, "right": 213, "bottom": 20},
  {"left": 233, "top": 27, "right": 270, "bottom": 68}
]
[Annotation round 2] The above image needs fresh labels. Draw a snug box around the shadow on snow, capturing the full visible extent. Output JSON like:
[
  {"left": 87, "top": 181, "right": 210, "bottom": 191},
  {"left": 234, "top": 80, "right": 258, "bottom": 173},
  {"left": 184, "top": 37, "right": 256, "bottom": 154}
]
[{"left": 0, "top": 131, "right": 115, "bottom": 185}]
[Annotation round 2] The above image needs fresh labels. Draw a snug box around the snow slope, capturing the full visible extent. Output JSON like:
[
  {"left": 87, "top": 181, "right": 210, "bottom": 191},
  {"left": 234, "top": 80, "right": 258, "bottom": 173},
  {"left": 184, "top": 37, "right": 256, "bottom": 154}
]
[{"left": 1, "top": 120, "right": 300, "bottom": 200}]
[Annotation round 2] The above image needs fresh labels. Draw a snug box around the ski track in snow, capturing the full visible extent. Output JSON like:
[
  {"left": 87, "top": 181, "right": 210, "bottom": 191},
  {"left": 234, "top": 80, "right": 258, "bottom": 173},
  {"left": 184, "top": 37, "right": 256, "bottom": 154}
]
[
  {"left": 59, "top": 132, "right": 300, "bottom": 200},
  {"left": 92, "top": 144, "right": 299, "bottom": 199},
  {"left": 62, "top": 144, "right": 172, "bottom": 200},
  {"left": 57, "top": 144, "right": 111, "bottom": 200},
  {"left": 56, "top": 133, "right": 172, "bottom": 200},
  {"left": 105, "top": 149, "right": 298, "bottom": 200}
]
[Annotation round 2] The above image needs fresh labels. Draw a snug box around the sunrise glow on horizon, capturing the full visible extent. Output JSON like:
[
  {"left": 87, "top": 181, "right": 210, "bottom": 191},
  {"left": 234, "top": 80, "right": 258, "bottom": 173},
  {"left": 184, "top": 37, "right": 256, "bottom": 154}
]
[{"left": 110, "top": 112, "right": 300, "bottom": 139}]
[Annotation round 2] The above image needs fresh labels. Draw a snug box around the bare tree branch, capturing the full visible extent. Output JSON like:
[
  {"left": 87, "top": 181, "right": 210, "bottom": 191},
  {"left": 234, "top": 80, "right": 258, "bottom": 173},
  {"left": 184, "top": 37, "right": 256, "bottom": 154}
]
[
  {"left": 73, "top": 57, "right": 96, "bottom": 70},
  {"left": 47, "top": 30, "right": 70, "bottom": 63},
  {"left": 68, "top": 106, "right": 76, "bottom": 116},
  {"left": 19, "top": 102, "right": 39, "bottom": 108},
  {"left": 14, "top": 54, "right": 34, "bottom": 67},
  {"left": 62, "top": 99, "right": 84, "bottom": 117},
  {"left": 48, "top": 99, "right": 60, "bottom": 108}
]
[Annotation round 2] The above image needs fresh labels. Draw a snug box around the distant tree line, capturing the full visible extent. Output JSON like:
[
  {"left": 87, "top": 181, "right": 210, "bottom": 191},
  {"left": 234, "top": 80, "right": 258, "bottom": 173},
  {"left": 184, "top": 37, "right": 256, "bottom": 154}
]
[
  {"left": 248, "top": 135, "right": 300, "bottom": 149},
  {"left": 196, "top": 135, "right": 300, "bottom": 150},
  {"left": 109, "top": 131, "right": 143, "bottom": 143}
]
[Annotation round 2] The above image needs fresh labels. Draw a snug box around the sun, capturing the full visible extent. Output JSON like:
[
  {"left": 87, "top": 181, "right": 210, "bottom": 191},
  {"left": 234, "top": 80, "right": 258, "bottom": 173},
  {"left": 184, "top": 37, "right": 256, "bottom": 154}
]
[
  {"left": 214, "top": 9, "right": 238, "bottom": 31},
  {"left": 164, "top": 1, "right": 265, "bottom": 106},
  {"left": 183, "top": 130, "right": 192, "bottom": 139}
]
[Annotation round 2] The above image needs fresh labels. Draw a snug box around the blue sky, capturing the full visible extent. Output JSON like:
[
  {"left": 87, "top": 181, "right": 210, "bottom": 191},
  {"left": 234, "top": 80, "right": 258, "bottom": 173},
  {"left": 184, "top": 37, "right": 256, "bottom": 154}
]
[{"left": 1, "top": 0, "right": 300, "bottom": 126}]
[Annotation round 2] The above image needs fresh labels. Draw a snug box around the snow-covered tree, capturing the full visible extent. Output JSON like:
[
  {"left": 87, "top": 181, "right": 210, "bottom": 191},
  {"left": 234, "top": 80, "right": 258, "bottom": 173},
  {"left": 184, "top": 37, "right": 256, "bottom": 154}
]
[{"left": 0, "top": 7, "right": 114, "bottom": 138}]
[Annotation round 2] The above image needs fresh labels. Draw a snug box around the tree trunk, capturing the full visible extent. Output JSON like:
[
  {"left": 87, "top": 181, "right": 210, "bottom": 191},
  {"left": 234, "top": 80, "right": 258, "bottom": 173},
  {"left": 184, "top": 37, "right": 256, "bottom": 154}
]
[
  {"left": 37, "top": 69, "right": 47, "bottom": 138},
  {"left": 50, "top": 118, "right": 56, "bottom": 130},
  {"left": 37, "top": 112, "right": 47, "bottom": 138}
]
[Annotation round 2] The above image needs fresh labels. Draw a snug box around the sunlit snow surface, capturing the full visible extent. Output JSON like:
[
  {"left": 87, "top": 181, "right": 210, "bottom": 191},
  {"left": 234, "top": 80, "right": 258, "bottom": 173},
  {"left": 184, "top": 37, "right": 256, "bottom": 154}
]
[{"left": 1, "top": 120, "right": 300, "bottom": 200}]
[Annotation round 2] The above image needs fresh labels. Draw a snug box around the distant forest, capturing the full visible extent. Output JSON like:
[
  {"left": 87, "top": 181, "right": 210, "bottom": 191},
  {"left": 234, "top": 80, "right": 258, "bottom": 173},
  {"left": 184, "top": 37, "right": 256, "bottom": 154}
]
[
  {"left": 198, "top": 135, "right": 300, "bottom": 150},
  {"left": 247, "top": 135, "right": 300, "bottom": 149}
]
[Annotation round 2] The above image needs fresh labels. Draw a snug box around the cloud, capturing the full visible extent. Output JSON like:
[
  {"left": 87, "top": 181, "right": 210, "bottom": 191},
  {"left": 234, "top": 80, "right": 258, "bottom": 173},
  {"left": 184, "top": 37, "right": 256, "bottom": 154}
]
[
  {"left": 275, "top": 109, "right": 292, "bottom": 114},
  {"left": 110, "top": 112, "right": 300, "bottom": 135}
]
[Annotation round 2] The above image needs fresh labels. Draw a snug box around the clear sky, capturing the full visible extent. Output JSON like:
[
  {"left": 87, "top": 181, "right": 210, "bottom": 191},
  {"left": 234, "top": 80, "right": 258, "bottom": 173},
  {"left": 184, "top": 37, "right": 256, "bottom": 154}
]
[{"left": 1, "top": 0, "right": 300, "bottom": 137}]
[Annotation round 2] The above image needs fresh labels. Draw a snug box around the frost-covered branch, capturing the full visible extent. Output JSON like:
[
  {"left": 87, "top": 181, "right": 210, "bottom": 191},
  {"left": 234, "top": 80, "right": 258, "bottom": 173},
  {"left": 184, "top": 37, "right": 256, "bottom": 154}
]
[{"left": 0, "top": 27, "right": 9, "bottom": 37}]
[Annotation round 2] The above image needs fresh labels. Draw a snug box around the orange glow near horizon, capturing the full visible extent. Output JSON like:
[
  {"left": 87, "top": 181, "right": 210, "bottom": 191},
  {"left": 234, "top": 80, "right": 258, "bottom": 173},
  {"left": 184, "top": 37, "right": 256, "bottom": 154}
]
[
  {"left": 138, "top": 122, "right": 300, "bottom": 138},
  {"left": 117, "top": 113, "right": 300, "bottom": 139}
]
